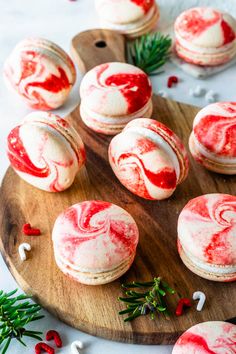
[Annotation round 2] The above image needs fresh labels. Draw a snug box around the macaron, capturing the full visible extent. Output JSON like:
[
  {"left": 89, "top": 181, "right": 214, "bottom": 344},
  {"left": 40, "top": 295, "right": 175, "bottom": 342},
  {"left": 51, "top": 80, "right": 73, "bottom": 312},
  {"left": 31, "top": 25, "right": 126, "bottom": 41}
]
[
  {"left": 95, "top": 0, "right": 160, "bottom": 38},
  {"left": 174, "top": 7, "right": 236, "bottom": 66},
  {"left": 52, "top": 200, "right": 139, "bottom": 285},
  {"left": 7, "top": 112, "right": 85, "bottom": 192},
  {"left": 4, "top": 38, "right": 76, "bottom": 110},
  {"left": 189, "top": 102, "right": 236, "bottom": 175},
  {"left": 109, "top": 118, "right": 189, "bottom": 200},
  {"left": 178, "top": 193, "right": 236, "bottom": 282},
  {"left": 172, "top": 321, "right": 236, "bottom": 353},
  {"left": 80, "top": 62, "right": 153, "bottom": 135}
]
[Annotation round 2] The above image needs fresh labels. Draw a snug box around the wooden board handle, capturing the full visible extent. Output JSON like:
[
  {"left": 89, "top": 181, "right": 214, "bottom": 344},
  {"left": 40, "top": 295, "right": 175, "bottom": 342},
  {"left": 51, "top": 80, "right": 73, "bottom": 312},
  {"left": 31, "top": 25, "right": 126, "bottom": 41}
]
[{"left": 71, "top": 29, "right": 126, "bottom": 73}]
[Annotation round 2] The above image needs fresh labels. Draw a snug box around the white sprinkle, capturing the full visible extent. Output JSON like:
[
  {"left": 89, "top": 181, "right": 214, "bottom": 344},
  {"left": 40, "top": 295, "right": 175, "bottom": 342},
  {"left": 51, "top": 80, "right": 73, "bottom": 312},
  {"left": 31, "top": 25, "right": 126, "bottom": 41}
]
[
  {"left": 189, "top": 86, "right": 206, "bottom": 97},
  {"left": 18, "top": 243, "right": 31, "bottom": 261},
  {"left": 71, "top": 340, "right": 84, "bottom": 354},
  {"left": 193, "top": 291, "right": 206, "bottom": 311},
  {"left": 158, "top": 90, "right": 168, "bottom": 98},
  {"left": 205, "top": 90, "right": 218, "bottom": 103}
]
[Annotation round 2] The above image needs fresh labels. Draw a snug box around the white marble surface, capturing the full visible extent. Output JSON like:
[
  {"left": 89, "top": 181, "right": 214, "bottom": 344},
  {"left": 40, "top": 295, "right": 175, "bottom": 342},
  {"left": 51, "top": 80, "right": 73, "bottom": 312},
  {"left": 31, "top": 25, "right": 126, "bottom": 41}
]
[{"left": 0, "top": 0, "right": 235, "bottom": 353}]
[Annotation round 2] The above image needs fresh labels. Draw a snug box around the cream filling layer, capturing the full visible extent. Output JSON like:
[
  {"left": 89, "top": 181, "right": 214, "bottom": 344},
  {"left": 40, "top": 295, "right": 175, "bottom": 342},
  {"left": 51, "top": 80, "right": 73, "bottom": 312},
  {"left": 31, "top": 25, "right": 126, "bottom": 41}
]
[
  {"left": 192, "top": 133, "right": 236, "bottom": 165},
  {"left": 80, "top": 99, "right": 153, "bottom": 125},
  {"left": 99, "top": 5, "right": 157, "bottom": 32},
  {"left": 181, "top": 243, "right": 236, "bottom": 275},
  {"left": 175, "top": 32, "right": 236, "bottom": 55}
]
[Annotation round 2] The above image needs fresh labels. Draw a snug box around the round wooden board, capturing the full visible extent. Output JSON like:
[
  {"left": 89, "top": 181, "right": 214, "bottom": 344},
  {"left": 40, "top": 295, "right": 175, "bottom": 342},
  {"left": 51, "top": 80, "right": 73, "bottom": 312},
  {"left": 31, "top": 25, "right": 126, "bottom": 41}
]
[
  {"left": 1, "top": 95, "right": 236, "bottom": 344},
  {"left": 0, "top": 30, "right": 236, "bottom": 345}
]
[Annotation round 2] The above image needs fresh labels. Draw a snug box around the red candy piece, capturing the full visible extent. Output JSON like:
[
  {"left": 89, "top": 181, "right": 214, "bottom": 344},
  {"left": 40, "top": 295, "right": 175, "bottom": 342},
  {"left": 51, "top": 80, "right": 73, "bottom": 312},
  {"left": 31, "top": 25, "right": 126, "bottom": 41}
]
[
  {"left": 175, "top": 298, "right": 192, "bottom": 316},
  {"left": 167, "top": 76, "right": 179, "bottom": 88},
  {"left": 35, "top": 343, "right": 55, "bottom": 354},
  {"left": 46, "top": 330, "right": 63, "bottom": 348},
  {"left": 22, "top": 223, "right": 41, "bottom": 236}
]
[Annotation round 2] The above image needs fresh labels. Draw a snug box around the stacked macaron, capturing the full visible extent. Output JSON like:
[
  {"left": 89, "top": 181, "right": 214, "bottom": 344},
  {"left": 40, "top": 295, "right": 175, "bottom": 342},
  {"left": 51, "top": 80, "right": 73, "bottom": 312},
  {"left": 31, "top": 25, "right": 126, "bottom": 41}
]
[
  {"left": 175, "top": 7, "right": 236, "bottom": 66},
  {"left": 95, "top": 0, "right": 160, "bottom": 38},
  {"left": 52, "top": 200, "right": 139, "bottom": 285},
  {"left": 4, "top": 38, "right": 76, "bottom": 110},
  {"left": 109, "top": 118, "right": 189, "bottom": 200},
  {"left": 178, "top": 193, "right": 236, "bottom": 282},
  {"left": 7, "top": 112, "right": 85, "bottom": 192},
  {"left": 80, "top": 62, "right": 153, "bottom": 135},
  {"left": 189, "top": 102, "right": 236, "bottom": 174},
  {"left": 172, "top": 321, "right": 236, "bottom": 353}
]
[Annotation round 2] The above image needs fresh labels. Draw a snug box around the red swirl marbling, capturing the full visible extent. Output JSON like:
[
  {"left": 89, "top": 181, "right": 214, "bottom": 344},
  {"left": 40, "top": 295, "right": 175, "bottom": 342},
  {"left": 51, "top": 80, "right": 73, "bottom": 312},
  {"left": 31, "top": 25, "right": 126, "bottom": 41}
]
[
  {"left": 178, "top": 194, "right": 236, "bottom": 266},
  {"left": 7, "top": 112, "right": 85, "bottom": 192},
  {"left": 4, "top": 38, "right": 76, "bottom": 110},
  {"left": 172, "top": 321, "right": 236, "bottom": 354},
  {"left": 109, "top": 118, "right": 189, "bottom": 200},
  {"left": 175, "top": 7, "right": 235, "bottom": 45},
  {"left": 52, "top": 201, "right": 139, "bottom": 275},
  {"left": 193, "top": 102, "right": 236, "bottom": 158}
]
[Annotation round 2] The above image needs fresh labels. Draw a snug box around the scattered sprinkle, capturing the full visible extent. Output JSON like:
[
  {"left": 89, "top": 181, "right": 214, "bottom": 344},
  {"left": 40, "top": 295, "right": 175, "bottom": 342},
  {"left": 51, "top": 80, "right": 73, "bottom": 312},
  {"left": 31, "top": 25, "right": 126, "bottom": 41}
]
[
  {"left": 193, "top": 291, "right": 206, "bottom": 311},
  {"left": 18, "top": 243, "right": 31, "bottom": 261}
]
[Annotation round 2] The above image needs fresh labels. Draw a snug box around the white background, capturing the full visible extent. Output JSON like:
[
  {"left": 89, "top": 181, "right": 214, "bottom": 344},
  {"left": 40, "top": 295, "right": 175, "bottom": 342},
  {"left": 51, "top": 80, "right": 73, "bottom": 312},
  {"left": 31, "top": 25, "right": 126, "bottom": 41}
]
[{"left": 0, "top": 0, "right": 235, "bottom": 353}]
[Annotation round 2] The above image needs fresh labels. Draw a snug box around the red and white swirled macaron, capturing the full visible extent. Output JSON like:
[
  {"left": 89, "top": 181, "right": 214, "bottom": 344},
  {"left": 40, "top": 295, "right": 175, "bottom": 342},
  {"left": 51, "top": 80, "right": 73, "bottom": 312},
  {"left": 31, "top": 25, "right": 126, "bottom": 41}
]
[
  {"left": 95, "top": 0, "right": 159, "bottom": 38},
  {"left": 189, "top": 102, "right": 236, "bottom": 174},
  {"left": 7, "top": 112, "right": 85, "bottom": 192},
  {"left": 80, "top": 62, "right": 152, "bottom": 135},
  {"left": 52, "top": 200, "right": 139, "bottom": 285},
  {"left": 4, "top": 38, "right": 76, "bottom": 110},
  {"left": 175, "top": 7, "right": 236, "bottom": 66},
  {"left": 172, "top": 321, "right": 236, "bottom": 353},
  {"left": 80, "top": 62, "right": 153, "bottom": 135},
  {"left": 178, "top": 193, "right": 236, "bottom": 282},
  {"left": 109, "top": 118, "right": 189, "bottom": 200}
]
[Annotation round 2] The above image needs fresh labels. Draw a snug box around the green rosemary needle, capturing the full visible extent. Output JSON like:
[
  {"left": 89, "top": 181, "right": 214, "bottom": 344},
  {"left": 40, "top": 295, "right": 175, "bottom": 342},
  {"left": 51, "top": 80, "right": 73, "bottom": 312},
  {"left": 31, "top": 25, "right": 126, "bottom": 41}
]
[
  {"left": 118, "top": 277, "right": 175, "bottom": 322},
  {"left": 0, "top": 289, "right": 44, "bottom": 354},
  {"left": 127, "top": 32, "right": 172, "bottom": 75}
]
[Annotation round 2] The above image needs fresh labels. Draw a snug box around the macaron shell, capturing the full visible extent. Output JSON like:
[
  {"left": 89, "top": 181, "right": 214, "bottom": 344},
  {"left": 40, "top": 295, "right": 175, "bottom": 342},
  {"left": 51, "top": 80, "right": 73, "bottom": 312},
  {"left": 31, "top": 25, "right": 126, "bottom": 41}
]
[
  {"left": 172, "top": 321, "right": 236, "bottom": 353},
  {"left": 52, "top": 201, "right": 139, "bottom": 281},
  {"left": 80, "top": 62, "right": 152, "bottom": 117},
  {"left": 109, "top": 118, "right": 189, "bottom": 200},
  {"left": 4, "top": 38, "right": 76, "bottom": 110},
  {"left": 175, "top": 7, "right": 236, "bottom": 66},
  {"left": 178, "top": 194, "right": 236, "bottom": 281},
  {"left": 80, "top": 98, "right": 153, "bottom": 135},
  {"left": 124, "top": 119, "right": 189, "bottom": 183},
  {"left": 175, "top": 7, "right": 236, "bottom": 48},
  {"left": 189, "top": 102, "right": 236, "bottom": 174},
  {"left": 192, "top": 102, "right": 236, "bottom": 160},
  {"left": 95, "top": 0, "right": 155, "bottom": 24},
  {"left": 7, "top": 112, "right": 85, "bottom": 192},
  {"left": 97, "top": 3, "right": 159, "bottom": 38}
]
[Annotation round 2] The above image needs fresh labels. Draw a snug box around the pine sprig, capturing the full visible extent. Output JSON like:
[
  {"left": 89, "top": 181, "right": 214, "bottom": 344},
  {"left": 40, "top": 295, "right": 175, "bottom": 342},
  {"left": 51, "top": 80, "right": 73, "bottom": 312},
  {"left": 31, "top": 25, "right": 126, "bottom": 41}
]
[
  {"left": 0, "top": 289, "right": 44, "bottom": 354},
  {"left": 128, "top": 32, "right": 172, "bottom": 75},
  {"left": 118, "top": 277, "right": 175, "bottom": 322}
]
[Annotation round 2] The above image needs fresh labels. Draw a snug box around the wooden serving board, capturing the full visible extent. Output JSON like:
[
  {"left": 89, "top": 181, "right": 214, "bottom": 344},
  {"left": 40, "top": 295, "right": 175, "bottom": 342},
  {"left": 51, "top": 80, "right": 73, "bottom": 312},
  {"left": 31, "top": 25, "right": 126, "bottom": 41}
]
[{"left": 0, "top": 30, "right": 236, "bottom": 345}]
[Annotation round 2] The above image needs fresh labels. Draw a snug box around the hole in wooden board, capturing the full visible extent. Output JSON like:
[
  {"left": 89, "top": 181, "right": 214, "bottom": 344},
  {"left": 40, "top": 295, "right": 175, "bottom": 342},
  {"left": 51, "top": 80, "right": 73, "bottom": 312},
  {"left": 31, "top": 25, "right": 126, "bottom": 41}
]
[{"left": 95, "top": 40, "right": 107, "bottom": 48}]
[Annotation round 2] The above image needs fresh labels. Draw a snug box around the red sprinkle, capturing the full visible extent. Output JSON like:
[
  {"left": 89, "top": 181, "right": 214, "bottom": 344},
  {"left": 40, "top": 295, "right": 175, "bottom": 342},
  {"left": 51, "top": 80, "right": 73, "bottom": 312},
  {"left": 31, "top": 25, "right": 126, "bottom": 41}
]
[
  {"left": 22, "top": 223, "right": 41, "bottom": 236},
  {"left": 35, "top": 343, "right": 55, "bottom": 354},
  {"left": 175, "top": 298, "right": 192, "bottom": 316},
  {"left": 167, "top": 76, "right": 179, "bottom": 88},
  {"left": 46, "top": 330, "right": 63, "bottom": 348}
]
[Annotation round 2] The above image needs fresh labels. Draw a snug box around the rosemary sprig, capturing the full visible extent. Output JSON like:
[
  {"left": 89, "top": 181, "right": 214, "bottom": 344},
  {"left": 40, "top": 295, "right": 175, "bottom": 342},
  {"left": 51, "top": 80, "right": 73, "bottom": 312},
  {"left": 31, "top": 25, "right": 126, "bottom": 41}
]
[
  {"left": 118, "top": 277, "right": 175, "bottom": 322},
  {"left": 0, "top": 289, "right": 44, "bottom": 354},
  {"left": 128, "top": 32, "right": 172, "bottom": 75}
]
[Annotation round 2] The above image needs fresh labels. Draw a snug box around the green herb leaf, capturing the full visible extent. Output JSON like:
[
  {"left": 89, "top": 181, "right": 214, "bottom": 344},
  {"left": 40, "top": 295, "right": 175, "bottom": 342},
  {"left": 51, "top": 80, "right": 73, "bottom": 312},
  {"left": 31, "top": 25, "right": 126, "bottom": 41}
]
[
  {"left": 0, "top": 289, "right": 44, "bottom": 354},
  {"left": 118, "top": 278, "right": 175, "bottom": 322},
  {"left": 127, "top": 32, "right": 172, "bottom": 75}
]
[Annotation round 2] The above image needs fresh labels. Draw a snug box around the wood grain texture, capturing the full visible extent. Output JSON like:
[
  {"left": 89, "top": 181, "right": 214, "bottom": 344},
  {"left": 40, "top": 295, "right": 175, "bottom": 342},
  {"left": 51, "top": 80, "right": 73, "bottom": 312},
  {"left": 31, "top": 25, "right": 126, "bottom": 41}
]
[{"left": 0, "top": 29, "right": 236, "bottom": 345}]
